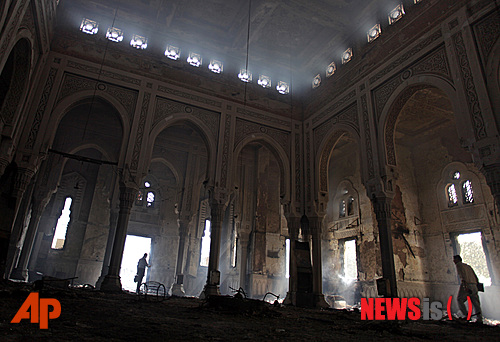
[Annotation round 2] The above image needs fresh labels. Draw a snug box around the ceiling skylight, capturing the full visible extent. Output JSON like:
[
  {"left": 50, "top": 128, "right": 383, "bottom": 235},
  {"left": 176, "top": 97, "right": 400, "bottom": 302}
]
[
  {"left": 276, "top": 81, "right": 289, "bottom": 95},
  {"left": 238, "top": 69, "right": 252, "bottom": 82},
  {"left": 326, "top": 61, "right": 336, "bottom": 77},
  {"left": 312, "top": 74, "right": 321, "bottom": 88},
  {"left": 187, "top": 52, "right": 202, "bottom": 67},
  {"left": 389, "top": 4, "right": 405, "bottom": 25},
  {"left": 208, "top": 60, "right": 223, "bottom": 73},
  {"left": 106, "top": 27, "right": 123, "bottom": 42},
  {"left": 258, "top": 75, "right": 271, "bottom": 88},
  {"left": 80, "top": 19, "right": 98, "bottom": 35},
  {"left": 342, "top": 48, "right": 353, "bottom": 64},
  {"left": 367, "top": 24, "right": 381, "bottom": 43},
  {"left": 164, "top": 45, "right": 180, "bottom": 60},
  {"left": 130, "top": 34, "right": 147, "bottom": 49}
]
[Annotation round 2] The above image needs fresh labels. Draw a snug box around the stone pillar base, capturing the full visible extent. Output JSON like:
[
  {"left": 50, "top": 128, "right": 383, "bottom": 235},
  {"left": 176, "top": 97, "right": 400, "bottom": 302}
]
[
  {"left": 171, "top": 283, "right": 185, "bottom": 296},
  {"left": 9, "top": 267, "right": 28, "bottom": 281},
  {"left": 201, "top": 284, "right": 220, "bottom": 298},
  {"left": 314, "top": 293, "right": 330, "bottom": 308},
  {"left": 99, "top": 275, "right": 123, "bottom": 292}
]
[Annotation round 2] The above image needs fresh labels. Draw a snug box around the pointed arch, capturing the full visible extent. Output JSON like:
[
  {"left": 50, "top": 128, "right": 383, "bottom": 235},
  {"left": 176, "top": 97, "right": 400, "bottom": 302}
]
[
  {"left": 146, "top": 114, "right": 217, "bottom": 188},
  {"left": 316, "top": 124, "right": 361, "bottom": 196},
  {"left": 233, "top": 133, "right": 290, "bottom": 201},
  {"left": 378, "top": 76, "right": 461, "bottom": 167},
  {"left": 44, "top": 93, "right": 128, "bottom": 166}
]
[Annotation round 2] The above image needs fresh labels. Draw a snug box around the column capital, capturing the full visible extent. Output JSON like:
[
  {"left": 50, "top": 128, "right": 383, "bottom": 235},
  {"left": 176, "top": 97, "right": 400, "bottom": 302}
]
[{"left": 118, "top": 183, "right": 138, "bottom": 211}]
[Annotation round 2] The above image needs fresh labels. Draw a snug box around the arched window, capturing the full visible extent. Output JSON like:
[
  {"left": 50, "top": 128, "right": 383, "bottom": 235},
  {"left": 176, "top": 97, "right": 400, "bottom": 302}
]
[
  {"left": 135, "top": 181, "right": 155, "bottom": 208},
  {"left": 447, "top": 184, "right": 458, "bottom": 207},
  {"left": 51, "top": 197, "right": 73, "bottom": 249},
  {"left": 347, "top": 196, "right": 355, "bottom": 216},
  {"left": 462, "top": 180, "right": 474, "bottom": 204},
  {"left": 339, "top": 200, "right": 346, "bottom": 218}
]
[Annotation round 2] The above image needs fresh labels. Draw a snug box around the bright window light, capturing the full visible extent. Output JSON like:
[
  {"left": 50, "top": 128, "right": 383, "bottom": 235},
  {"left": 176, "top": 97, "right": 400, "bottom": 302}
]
[
  {"left": 389, "top": 4, "right": 405, "bottom": 25},
  {"left": 120, "top": 235, "right": 151, "bottom": 292},
  {"left": 164, "top": 45, "right": 180, "bottom": 60},
  {"left": 238, "top": 69, "right": 252, "bottom": 82},
  {"left": 342, "top": 48, "right": 353, "bottom": 64},
  {"left": 258, "top": 75, "right": 271, "bottom": 88},
  {"left": 414, "top": 0, "right": 422, "bottom": 3},
  {"left": 130, "top": 34, "right": 148, "bottom": 49},
  {"left": 208, "top": 60, "right": 223, "bottom": 73},
  {"left": 200, "top": 220, "right": 211, "bottom": 267},
  {"left": 312, "top": 74, "right": 321, "bottom": 88},
  {"left": 367, "top": 24, "right": 381, "bottom": 43},
  {"left": 285, "top": 239, "right": 290, "bottom": 278},
  {"left": 144, "top": 181, "right": 151, "bottom": 188},
  {"left": 187, "top": 52, "right": 202, "bottom": 67},
  {"left": 457, "top": 232, "right": 491, "bottom": 286},
  {"left": 106, "top": 27, "right": 123, "bottom": 42},
  {"left": 51, "top": 197, "right": 73, "bottom": 249},
  {"left": 80, "top": 19, "right": 98, "bottom": 35},
  {"left": 276, "top": 81, "right": 289, "bottom": 95},
  {"left": 326, "top": 61, "right": 336, "bottom": 77}
]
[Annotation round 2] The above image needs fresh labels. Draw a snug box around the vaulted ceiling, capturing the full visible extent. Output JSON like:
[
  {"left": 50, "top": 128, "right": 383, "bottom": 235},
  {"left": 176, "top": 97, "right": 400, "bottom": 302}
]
[{"left": 58, "top": 0, "right": 401, "bottom": 92}]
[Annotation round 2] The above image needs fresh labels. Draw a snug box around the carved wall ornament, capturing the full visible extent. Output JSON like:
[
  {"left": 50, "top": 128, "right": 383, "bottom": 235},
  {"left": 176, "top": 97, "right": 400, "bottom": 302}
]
[
  {"left": 369, "top": 30, "right": 443, "bottom": 84},
  {"left": 56, "top": 73, "right": 139, "bottom": 123},
  {"left": 0, "top": 0, "right": 29, "bottom": 60},
  {"left": 234, "top": 118, "right": 290, "bottom": 159},
  {"left": 236, "top": 107, "right": 292, "bottom": 128},
  {"left": 25, "top": 67, "right": 58, "bottom": 150},
  {"left": 361, "top": 95, "right": 375, "bottom": 179},
  {"left": 451, "top": 32, "right": 487, "bottom": 141},
  {"left": 373, "top": 45, "right": 451, "bottom": 121},
  {"left": 157, "top": 85, "right": 222, "bottom": 108},
  {"left": 312, "top": 89, "right": 356, "bottom": 126},
  {"left": 473, "top": 11, "right": 500, "bottom": 66},
  {"left": 130, "top": 92, "right": 151, "bottom": 171},
  {"left": 220, "top": 114, "right": 232, "bottom": 189},
  {"left": 313, "top": 102, "right": 359, "bottom": 152},
  {"left": 66, "top": 60, "right": 142, "bottom": 86},
  {"left": 318, "top": 130, "right": 346, "bottom": 193},
  {"left": 384, "top": 85, "right": 428, "bottom": 166},
  {"left": 154, "top": 96, "right": 220, "bottom": 140}
]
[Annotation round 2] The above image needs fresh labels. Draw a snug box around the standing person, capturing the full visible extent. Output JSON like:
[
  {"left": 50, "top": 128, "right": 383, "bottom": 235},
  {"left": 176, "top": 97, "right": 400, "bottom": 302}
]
[
  {"left": 136, "top": 253, "right": 150, "bottom": 294},
  {"left": 453, "top": 255, "right": 482, "bottom": 323}
]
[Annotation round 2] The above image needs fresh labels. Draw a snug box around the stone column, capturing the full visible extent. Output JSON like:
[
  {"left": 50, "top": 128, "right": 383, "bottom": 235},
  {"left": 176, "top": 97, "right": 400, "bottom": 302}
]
[
  {"left": 481, "top": 163, "right": 500, "bottom": 215},
  {"left": 309, "top": 215, "right": 329, "bottom": 308},
  {"left": 237, "top": 230, "right": 250, "bottom": 291},
  {"left": 371, "top": 195, "right": 398, "bottom": 297},
  {"left": 9, "top": 196, "right": 49, "bottom": 280},
  {"left": 284, "top": 215, "right": 300, "bottom": 305},
  {"left": 172, "top": 220, "right": 189, "bottom": 296},
  {"left": 100, "top": 183, "right": 138, "bottom": 292},
  {"left": 203, "top": 201, "right": 226, "bottom": 296},
  {"left": 95, "top": 207, "right": 119, "bottom": 289}
]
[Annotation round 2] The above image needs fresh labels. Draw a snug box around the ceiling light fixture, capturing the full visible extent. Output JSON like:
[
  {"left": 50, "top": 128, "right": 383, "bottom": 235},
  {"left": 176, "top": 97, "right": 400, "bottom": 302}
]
[
  {"left": 80, "top": 18, "right": 98, "bottom": 35},
  {"left": 342, "top": 48, "right": 353, "bottom": 64},
  {"left": 312, "top": 74, "right": 321, "bottom": 89},
  {"left": 367, "top": 24, "right": 381, "bottom": 43},
  {"left": 187, "top": 52, "right": 202, "bottom": 67},
  {"left": 258, "top": 75, "right": 271, "bottom": 88},
  {"left": 208, "top": 60, "right": 223, "bottom": 73},
  {"left": 164, "top": 45, "right": 180, "bottom": 60},
  {"left": 276, "top": 81, "right": 289, "bottom": 95},
  {"left": 130, "top": 34, "right": 148, "bottom": 49},
  {"left": 388, "top": 4, "right": 405, "bottom": 25},
  {"left": 106, "top": 27, "right": 123, "bottom": 42},
  {"left": 326, "top": 61, "right": 336, "bottom": 77},
  {"left": 238, "top": 69, "right": 252, "bottom": 82}
]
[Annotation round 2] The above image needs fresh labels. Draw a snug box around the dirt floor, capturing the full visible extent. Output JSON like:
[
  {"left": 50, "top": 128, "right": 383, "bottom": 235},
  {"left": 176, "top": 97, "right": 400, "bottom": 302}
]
[{"left": 1, "top": 280, "right": 499, "bottom": 341}]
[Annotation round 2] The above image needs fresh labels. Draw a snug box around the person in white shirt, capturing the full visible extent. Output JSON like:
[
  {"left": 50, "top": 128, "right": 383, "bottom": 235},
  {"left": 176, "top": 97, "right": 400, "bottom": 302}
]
[
  {"left": 136, "top": 253, "right": 150, "bottom": 294},
  {"left": 453, "top": 255, "right": 482, "bottom": 323}
]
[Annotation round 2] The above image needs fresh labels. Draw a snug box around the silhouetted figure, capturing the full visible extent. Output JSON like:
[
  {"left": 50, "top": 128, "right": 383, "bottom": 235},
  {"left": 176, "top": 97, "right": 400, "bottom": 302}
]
[
  {"left": 136, "top": 253, "right": 150, "bottom": 294},
  {"left": 453, "top": 255, "right": 482, "bottom": 323}
]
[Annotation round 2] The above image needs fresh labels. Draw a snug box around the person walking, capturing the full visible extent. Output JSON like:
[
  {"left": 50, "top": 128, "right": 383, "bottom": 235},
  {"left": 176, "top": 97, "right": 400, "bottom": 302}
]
[
  {"left": 453, "top": 255, "right": 482, "bottom": 323},
  {"left": 136, "top": 253, "right": 150, "bottom": 294}
]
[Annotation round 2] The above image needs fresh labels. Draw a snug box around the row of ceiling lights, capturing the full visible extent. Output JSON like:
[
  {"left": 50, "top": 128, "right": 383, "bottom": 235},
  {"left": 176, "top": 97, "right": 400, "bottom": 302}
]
[
  {"left": 312, "top": 1, "right": 422, "bottom": 89},
  {"left": 79, "top": 19, "right": 290, "bottom": 94}
]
